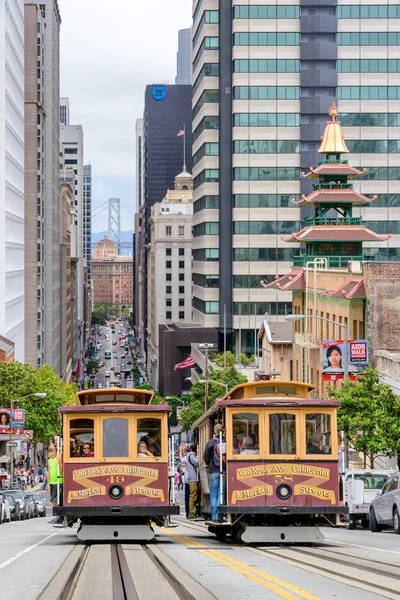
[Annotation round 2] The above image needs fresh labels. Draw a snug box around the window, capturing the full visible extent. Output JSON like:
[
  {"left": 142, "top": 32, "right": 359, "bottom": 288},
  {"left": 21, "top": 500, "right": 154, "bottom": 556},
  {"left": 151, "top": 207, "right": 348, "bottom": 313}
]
[
  {"left": 166, "top": 311, "right": 172, "bottom": 319},
  {"left": 234, "top": 59, "right": 299, "bottom": 72},
  {"left": 179, "top": 286, "right": 184, "bottom": 294},
  {"left": 166, "top": 248, "right": 172, "bottom": 256},
  {"left": 193, "top": 248, "right": 219, "bottom": 261},
  {"left": 137, "top": 418, "right": 162, "bottom": 457},
  {"left": 234, "top": 167, "right": 300, "bottom": 181},
  {"left": 193, "top": 195, "right": 219, "bottom": 212},
  {"left": 179, "top": 311, "right": 185, "bottom": 319},
  {"left": 234, "top": 113, "right": 300, "bottom": 127},
  {"left": 179, "top": 248, "right": 184, "bottom": 256},
  {"left": 166, "top": 225, "right": 172, "bottom": 236},
  {"left": 192, "top": 298, "right": 220, "bottom": 313},
  {"left": 305, "top": 414, "right": 332, "bottom": 455},
  {"left": 166, "top": 286, "right": 171, "bottom": 294},
  {"left": 269, "top": 413, "right": 296, "bottom": 455},
  {"left": 166, "top": 260, "right": 172, "bottom": 268},
  {"left": 339, "top": 87, "right": 400, "bottom": 100},
  {"left": 166, "top": 299, "right": 172, "bottom": 307},
  {"left": 233, "top": 32, "right": 299, "bottom": 46},
  {"left": 232, "top": 413, "right": 260, "bottom": 456},
  {"left": 103, "top": 418, "right": 129, "bottom": 458},
  {"left": 234, "top": 86, "right": 300, "bottom": 100},
  {"left": 338, "top": 32, "right": 400, "bottom": 46},
  {"left": 179, "top": 273, "right": 184, "bottom": 281},
  {"left": 69, "top": 418, "right": 94, "bottom": 458},
  {"left": 179, "top": 260, "right": 184, "bottom": 268},
  {"left": 234, "top": 140, "right": 299, "bottom": 154},
  {"left": 179, "top": 226, "right": 185, "bottom": 237},
  {"left": 179, "top": 299, "right": 185, "bottom": 307},
  {"left": 193, "top": 116, "right": 219, "bottom": 143},
  {"left": 233, "top": 5, "right": 299, "bottom": 19},
  {"left": 193, "top": 89, "right": 219, "bottom": 119},
  {"left": 338, "top": 60, "right": 400, "bottom": 74},
  {"left": 338, "top": 5, "right": 400, "bottom": 19},
  {"left": 193, "top": 169, "right": 219, "bottom": 189}
]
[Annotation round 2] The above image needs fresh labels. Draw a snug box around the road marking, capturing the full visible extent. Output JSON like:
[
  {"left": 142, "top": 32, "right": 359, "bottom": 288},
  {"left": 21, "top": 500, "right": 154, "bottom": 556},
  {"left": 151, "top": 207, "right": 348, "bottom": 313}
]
[
  {"left": 157, "top": 526, "right": 322, "bottom": 600},
  {"left": 325, "top": 538, "right": 400, "bottom": 556},
  {"left": 0, "top": 533, "right": 58, "bottom": 570}
]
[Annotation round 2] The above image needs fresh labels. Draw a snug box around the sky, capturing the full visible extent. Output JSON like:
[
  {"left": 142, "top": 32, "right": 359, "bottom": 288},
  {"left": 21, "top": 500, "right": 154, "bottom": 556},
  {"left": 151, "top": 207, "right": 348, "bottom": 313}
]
[{"left": 59, "top": 0, "right": 192, "bottom": 233}]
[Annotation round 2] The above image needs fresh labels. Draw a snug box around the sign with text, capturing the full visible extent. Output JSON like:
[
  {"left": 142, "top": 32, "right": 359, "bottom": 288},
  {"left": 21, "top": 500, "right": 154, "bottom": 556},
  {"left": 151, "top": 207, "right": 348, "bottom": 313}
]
[
  {"left": 322, "top": 339, "right": 369, "bottom": 381},
  {"left": 0, "top": 409, "right": 25, "bottom": 432}
]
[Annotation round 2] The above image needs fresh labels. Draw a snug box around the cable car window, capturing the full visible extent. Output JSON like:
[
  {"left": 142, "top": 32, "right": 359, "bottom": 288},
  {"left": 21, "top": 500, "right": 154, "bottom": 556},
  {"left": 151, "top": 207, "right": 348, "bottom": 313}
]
[
  {"left": 137, "top": 418, "right": 162, "bottom": 457},
  {"left": 305, "top": 413, "right": 332, "bottom": 454},
  {"left": 275, "top": 386, "right": 297, "bottom": 396},
  {"left": 269, "top": 413, "right": 296, "bottom": 454},
  {"left": 232, "top": 413, "right": 260, "bottom": 454},
  {"left": 102, "top": 418, "right": 129, "bottom": 457},
  {"left": 69, "top": 419, "right": 94, "bottom": 458}
]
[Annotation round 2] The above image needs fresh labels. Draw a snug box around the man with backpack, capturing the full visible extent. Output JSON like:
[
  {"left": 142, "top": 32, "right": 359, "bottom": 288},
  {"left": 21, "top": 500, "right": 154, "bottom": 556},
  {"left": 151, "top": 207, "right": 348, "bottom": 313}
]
[
  {"left": 179, "top": 443, "right": 199, "bottom": 519},
  {"left": 204, "top": 423, "right": 226, "bottom": 522}
]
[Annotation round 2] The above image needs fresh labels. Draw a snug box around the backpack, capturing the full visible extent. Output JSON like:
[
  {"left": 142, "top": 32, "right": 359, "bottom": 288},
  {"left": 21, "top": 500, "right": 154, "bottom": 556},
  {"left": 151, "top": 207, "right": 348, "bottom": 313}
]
[{"left": 213, "top": 439, "right": 226, "bottom": 468}]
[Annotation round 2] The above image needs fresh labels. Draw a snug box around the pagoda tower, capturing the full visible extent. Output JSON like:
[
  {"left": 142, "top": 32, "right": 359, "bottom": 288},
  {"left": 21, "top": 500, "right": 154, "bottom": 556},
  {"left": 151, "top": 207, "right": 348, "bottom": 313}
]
[{"left": 284, "top": 103, "right": 390, "bottom": 268}]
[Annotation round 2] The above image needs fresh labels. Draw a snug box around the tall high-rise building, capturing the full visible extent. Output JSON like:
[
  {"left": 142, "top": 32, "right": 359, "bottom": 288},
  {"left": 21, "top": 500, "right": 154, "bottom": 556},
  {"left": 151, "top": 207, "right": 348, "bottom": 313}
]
[
  {"left": 83, "top": 164, "right": 92, "bottom": 283},
  {"left": 192, "top": 0, "right": 400, "bottom": 356},
  {"left": 135, "top": 118, "right": 144, "bottom": 213},
  {"left": 60, "top": 97, "right": 70, "bottom": 126},
  {"left": 175, "top": 28, "right": 192, "bottom": 84},
  {"left": 0, "top": 1, "right": 25, "bottom": 361},
  {"left": 24, "top": 0, "right": 62, "bottom": 371},
  {"left": 135, "top": 84, "right": 193, "bottom": 361}
]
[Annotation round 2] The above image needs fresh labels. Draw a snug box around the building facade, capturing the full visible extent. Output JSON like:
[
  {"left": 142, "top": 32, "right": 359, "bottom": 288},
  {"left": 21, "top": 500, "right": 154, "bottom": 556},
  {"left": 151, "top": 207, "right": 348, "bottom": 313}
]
[
  {"left": 191, "top": 0, "right": 400, "bottom": 357},
  {"left": 135, "top": 118, "right": 144, "bottom": 213},
  {"left": 60, "top": 96, "right": 70, "bottom": 126},
  {"left": 83, "top": 164, "right": 92, "bottom": 282},
  {"left": 0, "top": 0, "right": 25, "bottom": 361},
  {"left": 92, "top": 237, "right": 133, "bottom": 306},
  {"left": 147, "top": 171, "right": 194, "bottom": 388},
  {"left": 60, "top": 178, "right": 72, "bottom": 382},
  {"left": 176, "top": 28, "right": 192, "bottom": 84}
]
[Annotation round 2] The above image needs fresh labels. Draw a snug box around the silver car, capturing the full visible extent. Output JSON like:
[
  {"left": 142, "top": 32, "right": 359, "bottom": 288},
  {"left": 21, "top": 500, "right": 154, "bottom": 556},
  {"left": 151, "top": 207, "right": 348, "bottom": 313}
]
[{"left": 370, "top": 471, "right": 400, "bottom": 533}]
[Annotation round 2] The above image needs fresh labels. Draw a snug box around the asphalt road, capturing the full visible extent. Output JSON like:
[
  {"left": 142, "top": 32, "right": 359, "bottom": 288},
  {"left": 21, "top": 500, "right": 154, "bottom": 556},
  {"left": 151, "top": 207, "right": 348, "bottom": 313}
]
[{"left": 92, "top": 324, "right": 132, "bottom": 389}]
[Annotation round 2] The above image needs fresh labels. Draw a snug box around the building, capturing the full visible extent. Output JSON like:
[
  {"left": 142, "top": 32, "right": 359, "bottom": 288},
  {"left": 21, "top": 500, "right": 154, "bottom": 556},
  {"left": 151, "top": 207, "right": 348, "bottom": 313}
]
[
  {"left": 60, "top": 96, "right": 70, "bottom": 126},
  {"left": 147, "top": 170, "right": 194, "bottom": 389},
  {"left": 135, "top": 83, "right": 193, "bottom": 363},
  {"left": 60, "top": 120, "right": 85, "bottom": 364},
  {"left": 60, "top": 177, "right": 72, "bottom": 382},
  {"left": 83, "top": 164, "right": 92, "bottom": 283},
  {"left": 191, "top": 0, "right": 400, "bottom": 358},
  {"left": 258, "top": 320, "right": 293, "bottom": 381},
  {"left": 0, "top": 336, "right": 15, "bottom": 363},
  {"left": 0, "top": 0, "right": 25, "bottom": 361},
  {"left": 92, "top": 237, "right": 133, "bottom": 306},
  {"left": 175, "top": 28, "right": 192, "bottom": 84},
  {"left": 135, "top": 119, "right": 144, "bottom": 213}
]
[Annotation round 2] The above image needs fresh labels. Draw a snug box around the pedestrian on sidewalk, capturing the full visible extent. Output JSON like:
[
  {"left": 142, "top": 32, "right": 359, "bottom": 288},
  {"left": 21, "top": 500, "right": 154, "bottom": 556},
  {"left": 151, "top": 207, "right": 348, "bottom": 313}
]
[
  {"left": 178, "top": 444, "right": 190, "bottom": 518},
  {"left": 180, "top": 443, "right": 199, "bottom": 519},
  {"left": 47, "top": 445, "right": 63, "bottom": 524}
]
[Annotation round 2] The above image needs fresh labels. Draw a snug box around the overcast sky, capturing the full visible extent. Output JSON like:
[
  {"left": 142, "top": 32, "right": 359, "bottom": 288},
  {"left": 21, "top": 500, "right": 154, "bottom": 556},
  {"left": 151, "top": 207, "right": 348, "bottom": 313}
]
[{"left": 59, "top": 0, "right": 192, "bottom": 233}]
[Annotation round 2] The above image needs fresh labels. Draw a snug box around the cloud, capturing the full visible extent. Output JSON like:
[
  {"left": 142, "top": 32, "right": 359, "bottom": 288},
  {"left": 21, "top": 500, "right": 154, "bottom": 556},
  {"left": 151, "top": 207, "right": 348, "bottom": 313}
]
[{"left": 59, "top": 0, "right": 191, "bottom": 227}]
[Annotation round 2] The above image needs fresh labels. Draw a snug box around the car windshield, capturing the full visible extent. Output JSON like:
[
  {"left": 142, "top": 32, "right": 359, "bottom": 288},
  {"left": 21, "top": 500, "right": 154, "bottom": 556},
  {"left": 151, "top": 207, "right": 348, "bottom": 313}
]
[
  {"left": 31, "top": 494, "right": 42, "bottom": 501},
  {"left": 4, "top": 490, "right": 23, "bottom": 500},
  {"left": 354, "top": 474, "right": 390, "bottom": 489}
]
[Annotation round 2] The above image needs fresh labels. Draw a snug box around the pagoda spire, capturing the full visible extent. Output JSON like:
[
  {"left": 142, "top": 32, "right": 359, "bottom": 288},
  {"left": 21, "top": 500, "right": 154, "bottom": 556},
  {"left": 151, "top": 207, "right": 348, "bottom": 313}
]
[{"left": 318, "top": 102, "right": 349, "bottom": 155}]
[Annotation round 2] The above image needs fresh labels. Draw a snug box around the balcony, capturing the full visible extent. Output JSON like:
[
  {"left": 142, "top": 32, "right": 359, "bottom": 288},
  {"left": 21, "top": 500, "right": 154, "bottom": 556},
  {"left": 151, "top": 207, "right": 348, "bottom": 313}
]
[
  {"left": 293, "top": 255, "right": 373, "bottom": 268},
  {"left": 304, "top": 216, "right": 362, "bottom": 226},
  {"left": 294, "top": 332, "right": 320, "bottom": 350}
]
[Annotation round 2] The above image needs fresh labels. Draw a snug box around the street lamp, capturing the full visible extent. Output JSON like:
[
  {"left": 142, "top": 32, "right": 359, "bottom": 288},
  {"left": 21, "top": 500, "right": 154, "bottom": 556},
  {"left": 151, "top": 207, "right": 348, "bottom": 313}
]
[
  {"left": 197, "top": 380, "right": 229, "bottom": 395},
  {"left": 9, "top": 393, "right": 46, "bottom": 485}
]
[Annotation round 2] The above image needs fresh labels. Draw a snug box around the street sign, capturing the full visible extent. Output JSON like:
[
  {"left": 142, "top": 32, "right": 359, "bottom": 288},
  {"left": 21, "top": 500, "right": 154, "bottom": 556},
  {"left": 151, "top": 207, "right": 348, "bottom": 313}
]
[
  {"left": 6, "top": 442, "right": 18, "bottom": 447},
  {"left": 24, "top": 430, "right": 33, "bottom": 440}
]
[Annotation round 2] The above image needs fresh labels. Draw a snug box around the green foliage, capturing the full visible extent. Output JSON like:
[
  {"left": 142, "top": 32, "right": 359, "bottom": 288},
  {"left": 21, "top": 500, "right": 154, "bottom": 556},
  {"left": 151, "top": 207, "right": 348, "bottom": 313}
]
[
  {"left": 240, "top": 353, "right": 254, "bottom": 366},
  {"left": 179, "top": 365, "right": 248, "bottom": 432},
  {"left": 0, "top": 362, "right": 78, "bottom": 444},
  {"left": 331, "top": 367, "right": 400, "bottom": 464},
  {"left": 210, "top": 351, "right": 236, "bottom": 368}
]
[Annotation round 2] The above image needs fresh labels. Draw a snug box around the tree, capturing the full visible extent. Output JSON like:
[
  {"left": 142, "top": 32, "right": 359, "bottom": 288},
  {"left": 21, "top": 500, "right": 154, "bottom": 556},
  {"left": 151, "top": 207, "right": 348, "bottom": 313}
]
[
  {"left": 91, "top": 302, "right": 110, "bottom": 325},
  {"left": 210, "top": 351, "right": 236, "bottom": 368},
  {"left": 179, "top": 366, "right": 247, "bottom": 432},
  {"left": 0, "top": 362, "right": 78, "bottom": 444},
  {"left": 330, "top": 368, "right": 400, "bottom": 467}
]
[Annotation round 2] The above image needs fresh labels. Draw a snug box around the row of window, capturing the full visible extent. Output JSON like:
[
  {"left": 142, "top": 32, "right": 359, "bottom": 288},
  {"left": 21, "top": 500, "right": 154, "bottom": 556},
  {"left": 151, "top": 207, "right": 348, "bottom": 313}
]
[
  {"left": 193, "top": 89, "right": 218, "bottom": 119},
  {"left": 234, "top": 248, "right": 299, "bottom": 262},
  {"left": 193, "top": 274, "right": 293, "bottom": 289},
  {"left": 234, "top": 113, "right": 300, "bottom": 127},
  {"left": 193, "top": 222, "right": 219, "bottom": 236},
  {"left": 193, "top": 63, "right": 219, "bottom": 95},
  {"left": 338, "top": 59, "right": 400, "bottom": 73},
  {"left": 193, "top": 115, "right": 219, "bottom": 144},
  {"left": 347, "top": 140, "right": 400, "bottom": 154},
  {"left": 193, "top": 248, "right": 219, "bottom": 261},
  {"left": 364, "top": 221, "right": 400, "bottom": 235},
  {"left": 341, "top": 113, "right": 400, "bottom": 127},
  {"left": 234, "top": 167, "right": 300, "bottom": 181},
  {"left": 192, "top": 298, "right": 292, "bottom": 316},
  {"left": 339, "top": 87, "right": 400, "bottom": 100},
  {"left": 193, "top": 142, "right": 219, "bottom": 166},
  {"left": 233, "top": 59, "right": 299, "bottom": 73},
  {"left": 193, "top": 10, "right": 219, "bottom": 48},
  {"left": 235, "top": 194, "right": 299, "bottom": 208},
  {"left": 194, "top": 169, "right": 219, "bottom": 189},
  {"left": 234, "top": 86, "right": 300, "bottom": 100},
  {"left": 338, "top": 5, "right": 400, "bottom": 19},
  {"left": 193, "top": 37, "right": 219, "bottom": 71},
  {"left": 193, "top": 195, "right": 219, "bottom": 213},
  {"left": 338, "top": 32, "right": 400, "bottom": 46},
  {"left": 233, "top": 5, "right": 299, "bottom": 19},
  {"left": 233, "top": 32, "right": 299, "bottom": 46},
  {"left": 165, "top": 225, "right": 185, "bottom": 237},
  {"left": 234, "top": 221, "right": 301, "bottom": 235},
  {"left": 234, "top": 140, "right": 299, "bottom": 154},
  {"left": 166, "top": 285, "right": 185, "bottom": 295},
  {"left": 165, "top": 260, "right": 186, "bottom": 269}
]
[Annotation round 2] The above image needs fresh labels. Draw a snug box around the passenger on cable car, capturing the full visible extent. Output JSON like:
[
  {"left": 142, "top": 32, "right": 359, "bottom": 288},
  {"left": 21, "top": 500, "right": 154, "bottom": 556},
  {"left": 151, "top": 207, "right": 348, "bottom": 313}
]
[
  {"left": 240, "top": 436, "right": 259, "bottom": 454},
  {"left": 82, "top": 443, "right": 94, "bottom": 457},
  {"left": 140, "top": 432, "right": 161, "bottom": 456},
  {"left": 306, "top": 433, "right": 323, "bottom": 453},
  {"left": 137, "top": 441, "right": 154, "bottom": 458}
]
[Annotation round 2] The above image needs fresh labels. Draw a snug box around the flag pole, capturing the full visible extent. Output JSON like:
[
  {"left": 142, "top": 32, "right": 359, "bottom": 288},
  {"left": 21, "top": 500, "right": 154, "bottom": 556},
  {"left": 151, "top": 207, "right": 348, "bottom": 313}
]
[{"left": 183, "top": 123, "right": 186, "bottom": 172}]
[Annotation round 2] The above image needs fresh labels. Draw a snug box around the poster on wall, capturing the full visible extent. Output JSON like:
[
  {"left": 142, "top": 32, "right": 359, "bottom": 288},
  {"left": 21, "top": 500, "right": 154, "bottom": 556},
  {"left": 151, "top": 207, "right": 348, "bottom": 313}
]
[
  {"left": 0, "top": 409, "right": 25, "bottom": 432},
  {"left": 322, "top": 339, "right": 369, "bottom": 381}
]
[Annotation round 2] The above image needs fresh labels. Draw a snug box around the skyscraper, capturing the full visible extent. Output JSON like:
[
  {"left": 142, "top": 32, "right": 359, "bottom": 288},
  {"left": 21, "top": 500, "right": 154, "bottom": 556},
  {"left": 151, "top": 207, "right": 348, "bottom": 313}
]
[
  {"left": 24, "top": 0, "right": 62, "bottom": 371},
  {"left": 192, "top": 0, "right": 400, "bottom": 356},
  {"left": 83, "top": 164, "right": 92, "bottom": 283},
  {"left": 135, "top": 118, "right": 144, "bottom": 213},
  {"left": 60, "top": 97, "right": 70, "bottom": 126},
  {"left": 175, "top": 28, "right": 192, "bottom": 84},
  {"left": 0, "top": 0, "right": 25, "bottom": 361}
]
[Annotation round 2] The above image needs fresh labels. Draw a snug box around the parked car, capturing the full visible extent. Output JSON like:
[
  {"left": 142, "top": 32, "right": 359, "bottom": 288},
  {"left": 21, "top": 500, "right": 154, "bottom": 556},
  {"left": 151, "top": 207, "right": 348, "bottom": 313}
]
[
  {"left": 3, "top": 490, "right": 31, "bottom": 520},
  {"left": 370, "top": 471, "right": 400, "bottom": 533},
  {"left": 25, "top": 492, "right": 46, "bottom": 517},
  {"left": 344, "top": 469, "right": 393, "bottom": 529},
  {"left": 6, "top": 494, "right": 20, "bottom": 521},
  {"left": 0, "top": 492, "right": 11, "bottom": 524},
  {"left": 24, "top": 494, "right": 38, "bottom": 518}
]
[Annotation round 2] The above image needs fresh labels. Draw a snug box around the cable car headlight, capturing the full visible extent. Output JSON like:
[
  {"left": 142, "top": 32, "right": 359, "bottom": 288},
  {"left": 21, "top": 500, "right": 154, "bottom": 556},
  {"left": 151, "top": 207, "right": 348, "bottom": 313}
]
[
  {"left": 276, "top": 484, "right": 292, "bottom": 500},
  {"left": 108, "top": 484, "right": 123, "bottom": 500}
]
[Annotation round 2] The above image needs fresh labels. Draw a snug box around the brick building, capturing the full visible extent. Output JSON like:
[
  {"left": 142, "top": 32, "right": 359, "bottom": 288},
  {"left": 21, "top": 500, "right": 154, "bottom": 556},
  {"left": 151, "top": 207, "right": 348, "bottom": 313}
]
[
  {"left": 92, "top": 237, "right": 133, "bottom": 307},
  {"left": 0, "top": 336, "right": 15, "bottom": 362}
]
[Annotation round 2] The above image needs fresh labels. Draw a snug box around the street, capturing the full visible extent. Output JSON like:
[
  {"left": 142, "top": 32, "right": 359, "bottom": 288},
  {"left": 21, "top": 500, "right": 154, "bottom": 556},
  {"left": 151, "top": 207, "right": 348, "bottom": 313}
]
[{"left": 91, "top": 323, "right": 132, "bottom": 389}]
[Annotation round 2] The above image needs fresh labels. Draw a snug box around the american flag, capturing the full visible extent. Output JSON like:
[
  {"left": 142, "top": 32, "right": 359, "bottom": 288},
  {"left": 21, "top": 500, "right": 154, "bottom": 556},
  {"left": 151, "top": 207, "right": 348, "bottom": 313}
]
[
  {"left": 177, "top": 129, "right": 185, "bottom": 137},
  {"left": 174, "top": 355, "right": 195, "bottom": 370}
]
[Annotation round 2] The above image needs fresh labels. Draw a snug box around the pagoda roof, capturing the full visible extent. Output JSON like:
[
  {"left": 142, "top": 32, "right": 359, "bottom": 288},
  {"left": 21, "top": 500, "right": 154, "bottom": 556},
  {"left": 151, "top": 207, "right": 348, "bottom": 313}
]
[
  {"left": 292, "top": 189, "right": 376, "bottom": 206},
  {"left": 302, "top": 164, "right": 366, "bottom": 179},
  {"left": 261, "top": 268, "right": 306, "bottom": 291},
  {"left": 282, "top": 225, "right": 391, "bottom": 243},
  {"left": 327, "top": 278, "right": 366, "bottom": 300}
]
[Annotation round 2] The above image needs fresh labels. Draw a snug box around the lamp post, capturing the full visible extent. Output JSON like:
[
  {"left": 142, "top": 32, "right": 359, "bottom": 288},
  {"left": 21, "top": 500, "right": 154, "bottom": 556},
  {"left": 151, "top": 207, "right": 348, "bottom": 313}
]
[
  {"left": 9, "top": 393, "right": 46, "bottom": 485},
  {"left": 197, "top": 379, "right": 229, "bottom": 398}
]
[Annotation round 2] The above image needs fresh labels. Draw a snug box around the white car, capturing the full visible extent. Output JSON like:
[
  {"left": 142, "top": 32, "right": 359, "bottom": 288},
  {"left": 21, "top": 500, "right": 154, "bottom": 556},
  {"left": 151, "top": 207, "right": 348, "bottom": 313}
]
[
  {"left": 0, "top": 492, "right": 11, "bottom": 524},
  {"left": 370, "top": 471, "right": 400, "bottom": 533}
]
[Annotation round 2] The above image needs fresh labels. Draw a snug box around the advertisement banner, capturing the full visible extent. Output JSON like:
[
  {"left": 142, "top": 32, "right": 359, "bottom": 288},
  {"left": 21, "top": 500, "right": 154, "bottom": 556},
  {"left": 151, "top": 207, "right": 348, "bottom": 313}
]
[
  {"left": 0, "top": 409, "right": 11, "bottom": 432},
  {"left": 0, "top": 408, "right": 25, "bottom": 432},
  {"left": 322, "top": 339, "right": 369, "bottom": 381}
]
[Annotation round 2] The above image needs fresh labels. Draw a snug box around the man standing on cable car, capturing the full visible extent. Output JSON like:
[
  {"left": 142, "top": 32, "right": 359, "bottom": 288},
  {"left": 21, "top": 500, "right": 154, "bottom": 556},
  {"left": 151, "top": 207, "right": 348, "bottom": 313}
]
[{"left": 204, "top": 424, "right": 226, "bottom": 523}]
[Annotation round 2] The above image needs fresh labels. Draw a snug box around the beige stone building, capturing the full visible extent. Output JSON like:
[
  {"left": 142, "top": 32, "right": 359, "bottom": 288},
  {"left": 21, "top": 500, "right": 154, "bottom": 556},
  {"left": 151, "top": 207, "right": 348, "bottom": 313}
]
[
  {"left": 60, "top": 179, "right": 72, "bottom": 382},
  {"left": 92, "top": 237, "right": 133, "bottom": 306},
  {"left": 258, "top": 320, "right": 293, "bottom": 382}
]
